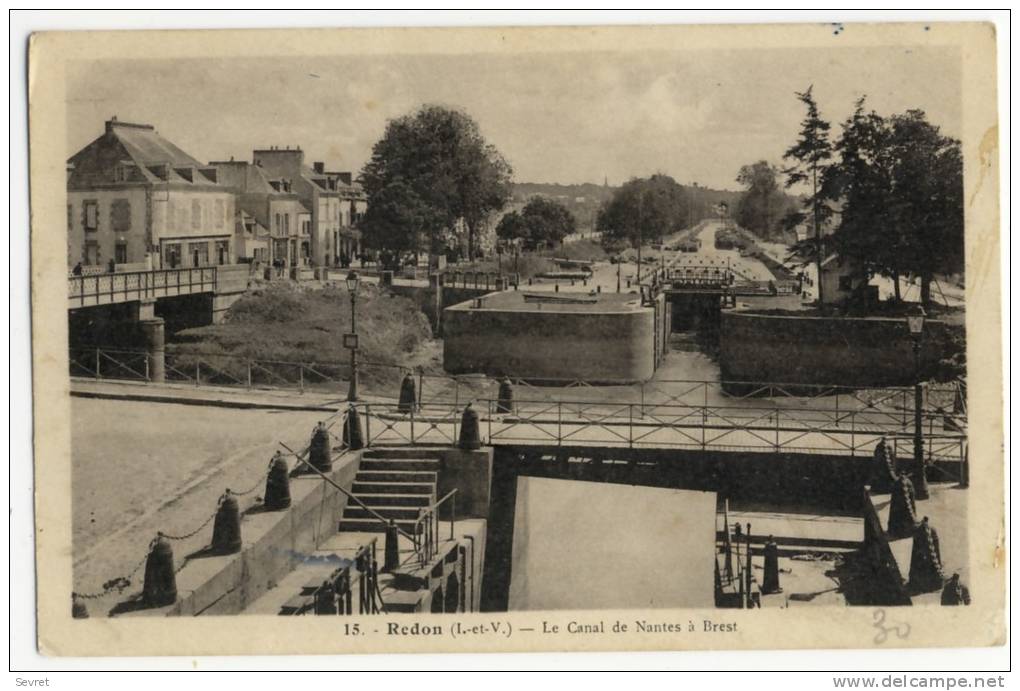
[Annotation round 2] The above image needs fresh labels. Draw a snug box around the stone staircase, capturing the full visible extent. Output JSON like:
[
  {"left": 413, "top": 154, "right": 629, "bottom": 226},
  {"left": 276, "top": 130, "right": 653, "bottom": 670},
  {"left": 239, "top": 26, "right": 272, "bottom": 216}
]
[{"left": 339, "top": 448, "right": 443, "bottom": 533}]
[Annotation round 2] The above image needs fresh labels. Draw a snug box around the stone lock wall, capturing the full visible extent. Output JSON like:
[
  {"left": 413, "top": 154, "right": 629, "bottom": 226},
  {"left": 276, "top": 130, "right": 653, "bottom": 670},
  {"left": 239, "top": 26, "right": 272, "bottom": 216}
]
[
  {"left": 719, "top": 311, "right": 958, "bottom": 388},
  {"left": 442, "top": 302, "right": 657, "bottom": 382}
]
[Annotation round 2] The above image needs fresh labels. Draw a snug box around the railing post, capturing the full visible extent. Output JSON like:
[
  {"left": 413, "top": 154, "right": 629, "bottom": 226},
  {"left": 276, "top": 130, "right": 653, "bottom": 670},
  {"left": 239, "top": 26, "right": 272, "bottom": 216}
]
[
  {"left": 145, "top": 354, "right": 150, "bottom": 382},
  {"left": 628, "top": 403, "right": 634, "bottom": 448},
  {"left": 195, "top": 361, "right": 200, "bottom": 386},
  {"left": 557, "top": 402, "right": 562, "bottom": 446},
  {"left": 364, "top": 404, "right": 372, "bottom": 448},
  {"left": 247, "top": 360, "right": 252, "bottom": 389},
  {"left": 409, "top": 405, "right": 415, "bottom": 444},
  {"left": 95, "top": 348, "right": 101, "bottom": 379},
  {"left": 850, "top": 411, "right": 856, "bottom": 457},
  {"left": 451, "top": 492, "right": 456, "bottom": 540},
  {"left": 299, "top": 365, "right": 304, "bottom": 394}
]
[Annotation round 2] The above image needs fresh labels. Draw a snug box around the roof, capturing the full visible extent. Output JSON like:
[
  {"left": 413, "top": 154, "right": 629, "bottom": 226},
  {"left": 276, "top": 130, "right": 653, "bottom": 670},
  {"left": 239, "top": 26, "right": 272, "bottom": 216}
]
[
  {"left": 68, "top": 119, "right": 222, "bottom": 189},
  {"left": 211, "top": 160, "right": 278, "bottom": 195}
]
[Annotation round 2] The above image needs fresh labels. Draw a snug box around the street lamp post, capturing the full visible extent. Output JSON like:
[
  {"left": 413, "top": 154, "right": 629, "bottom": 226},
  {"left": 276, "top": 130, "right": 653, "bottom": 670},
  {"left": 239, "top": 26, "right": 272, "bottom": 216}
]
[
  {"left": 907, "top": 313, "right": 929, "bottom": 499},
  {"left": 345, "top": 270, "right": 360, "bottom": 402}
]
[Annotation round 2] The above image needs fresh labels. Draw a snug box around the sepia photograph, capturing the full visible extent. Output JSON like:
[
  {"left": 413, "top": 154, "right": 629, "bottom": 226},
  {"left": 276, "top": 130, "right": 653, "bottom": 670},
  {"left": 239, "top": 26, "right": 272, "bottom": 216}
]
[{"left": 20, "top": 16, "right": 1005, "bottom": 665}]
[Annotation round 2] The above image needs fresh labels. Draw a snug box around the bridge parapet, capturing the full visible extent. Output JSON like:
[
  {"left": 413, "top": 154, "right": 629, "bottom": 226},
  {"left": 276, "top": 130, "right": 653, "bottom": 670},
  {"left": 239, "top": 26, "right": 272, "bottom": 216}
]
[{"left": 68, "top": 266, "right": 219, "bottom": 309}]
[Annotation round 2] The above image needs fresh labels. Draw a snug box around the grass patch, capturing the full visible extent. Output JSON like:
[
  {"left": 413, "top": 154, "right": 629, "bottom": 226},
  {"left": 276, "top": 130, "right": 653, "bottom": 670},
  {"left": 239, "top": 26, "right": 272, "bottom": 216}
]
[{"left": 169, "top": 283, "right": 433, "bottom": 390}]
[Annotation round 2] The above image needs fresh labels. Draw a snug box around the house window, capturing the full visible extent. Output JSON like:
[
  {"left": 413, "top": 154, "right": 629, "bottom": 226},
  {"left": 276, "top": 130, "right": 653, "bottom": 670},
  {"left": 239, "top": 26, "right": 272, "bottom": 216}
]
[
  {"left": 275, "top": 213, "right": 282, "bottom": 236},
  {"left": 111, "top": 198, "right": 131, "bottom": 233},
  {"left": 284, "top": 214, "right": 290, "bottom": 236},
  {"left": 192, "top": 199, "right": 201, "bottom": 230},
  {"left": 215, "top": 199, "right": 225, "bottom": 230},
  {"left": 83, "top": 200, "right": 99, "bottom": 232},
  {"left": 163, "top": 242, "right": 182, "bottom": 269},
  {"left": 115, "top": 242, "right": 128, "bottom": 264},
  {"left": 85, "top": 241, "right": 100, "bottom": 265},
  {"left": 302, "top": 219, "right": 310, "bottom": 235},
  {"left": 188, "top": 241, "right": 209, "bottom": 267},
  {"left": 838, "top": 275, "right": 854, "bottom": 292},
  {"left": 215, "top": 240, "right": 229, "bottom": 265}
]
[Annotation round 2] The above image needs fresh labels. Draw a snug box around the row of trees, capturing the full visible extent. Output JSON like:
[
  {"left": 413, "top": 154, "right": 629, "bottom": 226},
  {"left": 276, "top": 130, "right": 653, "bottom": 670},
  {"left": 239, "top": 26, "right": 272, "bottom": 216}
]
[
  {"left": 781, "top": 87, "right": 964, "bottom": 307},
  {"left": 595, "top": 174, "right": 692, "bottom": 252}
]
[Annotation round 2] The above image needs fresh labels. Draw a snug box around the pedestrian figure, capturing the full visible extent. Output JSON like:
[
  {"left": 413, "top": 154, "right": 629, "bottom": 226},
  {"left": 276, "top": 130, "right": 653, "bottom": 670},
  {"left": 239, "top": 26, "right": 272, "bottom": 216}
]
[
  {"left": 108, "top": 258, "right": 116, "bottom": 273},
  {"left": 72, "top": 262, "right": 83, "bottom": 276},
  {"left": 940, "top": 573, "right": 971, "bottom": 606}
]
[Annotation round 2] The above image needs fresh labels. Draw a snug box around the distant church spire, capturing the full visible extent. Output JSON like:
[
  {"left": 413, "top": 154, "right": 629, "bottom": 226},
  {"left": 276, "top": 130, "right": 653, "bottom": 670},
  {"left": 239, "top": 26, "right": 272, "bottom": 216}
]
[{"left": 603, "top": 175, "right": 608, "bottom": 188}]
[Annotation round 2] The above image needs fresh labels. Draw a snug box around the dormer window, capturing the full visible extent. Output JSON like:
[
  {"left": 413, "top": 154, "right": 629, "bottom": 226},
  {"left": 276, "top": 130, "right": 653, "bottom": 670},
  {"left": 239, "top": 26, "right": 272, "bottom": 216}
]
[{"left": 113, "top": 164, "right": 133, "bottom": 182}]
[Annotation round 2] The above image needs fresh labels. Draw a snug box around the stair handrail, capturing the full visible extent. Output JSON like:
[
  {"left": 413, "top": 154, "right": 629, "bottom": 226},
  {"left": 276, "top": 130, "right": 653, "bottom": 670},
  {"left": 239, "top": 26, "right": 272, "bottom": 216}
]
[
  {"left": 412, "top": 489, "right": 458, "bottom": 567},
  {"left": 279, "top": 441, "right": 416, "bottom": 541}
]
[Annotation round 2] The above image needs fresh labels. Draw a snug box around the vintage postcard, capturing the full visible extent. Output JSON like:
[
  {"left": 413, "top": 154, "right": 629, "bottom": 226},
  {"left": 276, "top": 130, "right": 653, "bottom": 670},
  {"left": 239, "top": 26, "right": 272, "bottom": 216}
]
[{"left": 28, "top": 21, "right": 1003, "bottom": 657}]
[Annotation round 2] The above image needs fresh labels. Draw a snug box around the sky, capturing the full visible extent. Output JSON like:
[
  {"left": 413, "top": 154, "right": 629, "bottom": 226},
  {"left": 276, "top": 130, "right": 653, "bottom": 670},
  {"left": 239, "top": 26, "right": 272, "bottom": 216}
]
[{"left": 66, "top": 45, "right": 961, "bottom": 191}]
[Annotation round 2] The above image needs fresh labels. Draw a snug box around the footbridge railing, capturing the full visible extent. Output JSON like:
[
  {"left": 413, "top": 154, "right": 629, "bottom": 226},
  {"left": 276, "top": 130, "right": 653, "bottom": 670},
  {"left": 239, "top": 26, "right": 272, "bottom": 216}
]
[
  {"left": 68, "top": 267, "right": 218, "bottom": 308},
  {"left": 350, "top": 396, "right": 966, "bottom": 461}
]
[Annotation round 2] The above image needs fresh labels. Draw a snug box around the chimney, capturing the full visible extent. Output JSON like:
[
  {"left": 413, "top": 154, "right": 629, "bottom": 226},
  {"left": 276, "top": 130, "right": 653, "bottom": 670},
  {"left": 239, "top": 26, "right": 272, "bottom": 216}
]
[{"left": 313, "top": 162, "right": 325, "bottom": 174}]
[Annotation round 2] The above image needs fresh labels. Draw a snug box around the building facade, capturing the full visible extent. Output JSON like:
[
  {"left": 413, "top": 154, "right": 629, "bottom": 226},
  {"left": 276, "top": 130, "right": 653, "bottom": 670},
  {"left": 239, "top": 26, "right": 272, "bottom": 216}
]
[
  {"left": 67, "top": 118, "right": 236, "bottom": 271},
  {"left": 212, "top": 159, "right": 311, "bottom": 271},
  {"left": 250, "top": 147, "right": 364, "bottom": 268}
]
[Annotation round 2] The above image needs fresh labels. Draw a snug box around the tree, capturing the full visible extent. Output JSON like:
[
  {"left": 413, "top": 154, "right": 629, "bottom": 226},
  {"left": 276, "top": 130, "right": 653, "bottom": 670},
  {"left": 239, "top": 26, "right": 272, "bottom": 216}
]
[
  {"left": 359, "top": 182, "right": 429, "bottom": 270},
  {"left": 735, "top": 161, "right": 792, "bottom": 239},
  {"left": 783, "top": 86, "right": 833, "bottom": 303},
  {"left": 360, "top": 105, "right": 513, "bottom": 259},
  {"left": 825, "top": 102, "right": 964, "bottom": 309},
  {"left": 886, "top": 110, "right": 963, "bottom": 308},
  {"left": 495, "top": 210, "right": 527, "bottom": 245},
  {"left": 825, "top": 98, "right": 899, "bottom": 297},
  {"left": 596, "top": 174, "right": 689, "bottom": 251},
  {"left": 496, "top": 198, "right": 577, "bottom": 249}
]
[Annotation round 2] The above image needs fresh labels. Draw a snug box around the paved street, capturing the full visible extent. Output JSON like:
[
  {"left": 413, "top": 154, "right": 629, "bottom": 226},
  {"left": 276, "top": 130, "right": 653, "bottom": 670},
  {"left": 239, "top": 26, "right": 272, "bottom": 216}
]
[{"left": 72, "top": 397, "right": 329, "bottom": 606}]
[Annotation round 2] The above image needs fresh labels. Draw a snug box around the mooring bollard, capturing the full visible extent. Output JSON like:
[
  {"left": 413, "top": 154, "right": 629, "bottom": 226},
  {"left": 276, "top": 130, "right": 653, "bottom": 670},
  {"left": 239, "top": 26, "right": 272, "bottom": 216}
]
[
  {"left": 761, "top": 536, "right": 781, "bottom": 594},
  {"left": 343, "top": 405, "right": 364, "bottom": 450},
  {"left": 908, "top": 517, "right": 945, "bottom": 592},
  {"left": 398, "top": 372, "right": 417, "bottom": 414},
  {"left": 142, "top": 534, "right": 178, "bottom": 607},
  {"left": 887, "top": 473, "right": 918, "bottom": 538},
  {"left": 384, "top": 519, "right": 400, "bottom": 573},
  {"left": 458, "top": 403, "right": 481, "bottom": 450},
  {"left": 496, "top": 377, "right": 515, "bottom": 414},
  {"left": 211, "top": 491, "right": 242, "bottom": 555},
  {"left": 309, "top": 421, "right": 333, "bottom": 472},
  {"left": 264, "top": 451, "right": 292, "bottom": 511},
  {"left": 72, "top": 594, "right": 89, "bottom": 619},
  {"left": 869, "top": 437, "right": 898, "bottom": 494}
]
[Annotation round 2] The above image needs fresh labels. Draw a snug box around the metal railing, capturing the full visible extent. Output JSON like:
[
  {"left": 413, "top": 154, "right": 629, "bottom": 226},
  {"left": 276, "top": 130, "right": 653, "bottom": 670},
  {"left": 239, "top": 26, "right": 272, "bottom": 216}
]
[
  {"left": 348, "top": 396, "right": 965, "bottom": 461},
  {"left": 304, "top": 538, "right": 386, "bottom": 615},
  {"left": 69, "top": 345, "right": 965, "bottom": 418},
  {"left": 413, "top": 490, "right": 458, "bottom": 568},
  {"left": 68, "top": 266, "right": 218, "bottom": 307}
]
